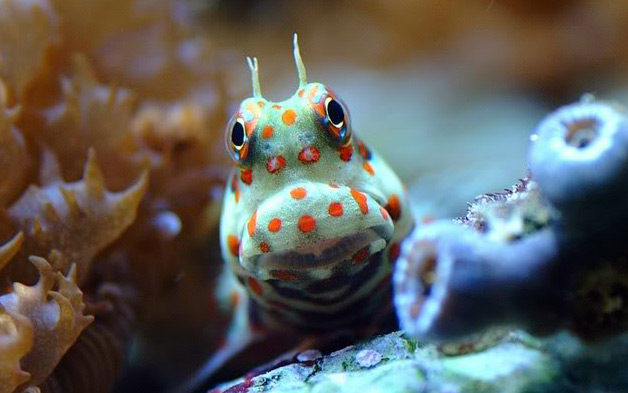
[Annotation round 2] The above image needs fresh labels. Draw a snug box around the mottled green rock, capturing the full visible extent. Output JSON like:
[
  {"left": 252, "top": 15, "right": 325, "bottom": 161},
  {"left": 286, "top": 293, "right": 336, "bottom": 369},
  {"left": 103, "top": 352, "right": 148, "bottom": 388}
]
[{"left": 218, "top": 330, "right": 628, "bottom": 393}]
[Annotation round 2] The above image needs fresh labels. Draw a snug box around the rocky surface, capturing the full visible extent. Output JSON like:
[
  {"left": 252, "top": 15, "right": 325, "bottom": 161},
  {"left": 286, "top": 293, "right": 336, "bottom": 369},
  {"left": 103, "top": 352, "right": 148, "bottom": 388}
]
[{"left": 214, "top": 329, "right": 628, "bottom": 393}]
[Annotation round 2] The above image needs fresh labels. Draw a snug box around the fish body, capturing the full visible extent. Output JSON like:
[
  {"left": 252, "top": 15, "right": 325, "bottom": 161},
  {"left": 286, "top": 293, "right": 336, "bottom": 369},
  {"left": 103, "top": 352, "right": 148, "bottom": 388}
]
[{"left": 219, "top": 35, "right": 414, "bottom": 333}]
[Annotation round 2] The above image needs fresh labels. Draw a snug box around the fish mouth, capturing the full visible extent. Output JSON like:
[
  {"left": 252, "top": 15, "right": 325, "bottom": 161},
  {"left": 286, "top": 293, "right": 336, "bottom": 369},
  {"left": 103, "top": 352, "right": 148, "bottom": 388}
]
[
  {"left": 238, "top": 183, "right": 395, "bottom": 275},
  {"left": 251, "top": 224, "right": 391, "bottom": 272}
]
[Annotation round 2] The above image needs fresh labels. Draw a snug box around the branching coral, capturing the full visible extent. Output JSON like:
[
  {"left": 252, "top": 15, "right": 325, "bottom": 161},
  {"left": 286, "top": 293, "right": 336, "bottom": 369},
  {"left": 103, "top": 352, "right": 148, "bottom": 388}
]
[
  {"left": 7, "top": 149, "right": 148, "bottom": 284},
  {"left": 0, "top": 0, "right": 59, "bottom": 102},
  {"left": 41, "top": 56, "right": 140, "bottom": 184},
  {"left": 394, "top": 99, "right": 628, "bottom": 344},
  {"left": 0, "top": 255, "right": 93, "bottom": 391},
  {"left": 0, "top": 80, "right": 30, "bottom": 206},
  {"left": 0, "top": 0, "right": 233, "bottom": 390},
  {"left": 0, "top": 306, "right": 33, "bottom": 393},
  {"left": 37, "top": 281, "right": 137, "bottom": 393}
]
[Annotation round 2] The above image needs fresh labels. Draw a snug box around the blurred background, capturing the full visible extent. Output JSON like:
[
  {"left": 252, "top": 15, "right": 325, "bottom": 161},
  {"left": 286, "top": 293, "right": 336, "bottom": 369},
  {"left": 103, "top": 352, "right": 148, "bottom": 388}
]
[
  {"left": 3, "top": 0, "right": 628, "bottom": 392},
  {"left": 193, "top": 0, "right": 628, "bottom": 219}
]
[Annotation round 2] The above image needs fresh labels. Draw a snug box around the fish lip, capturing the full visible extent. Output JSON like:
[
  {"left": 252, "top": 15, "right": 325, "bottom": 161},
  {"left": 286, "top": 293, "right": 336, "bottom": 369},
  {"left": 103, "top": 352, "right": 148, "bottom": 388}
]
[{"left": 247, "top": 224, "right": 391, "bottom": 272}]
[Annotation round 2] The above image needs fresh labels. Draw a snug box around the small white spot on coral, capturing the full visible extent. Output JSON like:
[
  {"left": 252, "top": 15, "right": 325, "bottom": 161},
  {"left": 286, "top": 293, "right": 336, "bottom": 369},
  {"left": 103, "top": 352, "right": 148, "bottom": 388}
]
[
  {"left": 330, "top": 345, "right": 354, "bottom": 357},
  {"left": 153, "top": 211, "right": 181, "bottom": 240},
  {"left": 355, "top": 349, "right": 382, "bottom": 368},
  {"left": 296, "top": 349, "right": 322, "bottom": 362}
]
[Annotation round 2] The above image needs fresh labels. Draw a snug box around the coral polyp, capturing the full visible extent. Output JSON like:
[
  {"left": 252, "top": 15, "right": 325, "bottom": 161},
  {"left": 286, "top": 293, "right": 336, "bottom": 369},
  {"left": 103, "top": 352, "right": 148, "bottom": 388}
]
[
  {"left": 395, "top": 99, "right": 628, "bottom": 345},
  {"left": 530, "top": 100, "right": 628, "bottom": 233},
  {"left": 394, "top": 222, "right": 562, "bottom": 342}
]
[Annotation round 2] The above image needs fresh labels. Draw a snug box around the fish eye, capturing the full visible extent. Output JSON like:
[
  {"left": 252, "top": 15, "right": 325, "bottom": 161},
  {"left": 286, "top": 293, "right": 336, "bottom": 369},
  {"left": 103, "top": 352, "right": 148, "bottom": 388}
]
[
  {"left": 325, "top": 97, "right": 345, "bottom": 128},
  {"left": 231, "top": 119, "right": 246, "bottom": 150}
]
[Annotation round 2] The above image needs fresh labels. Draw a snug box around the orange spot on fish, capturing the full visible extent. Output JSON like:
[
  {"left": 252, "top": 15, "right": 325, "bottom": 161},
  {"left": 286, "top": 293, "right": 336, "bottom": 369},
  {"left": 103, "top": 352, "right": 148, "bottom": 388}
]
[
  {"left": 247, "top": 210, "right": 258, "bottom": 237},
  {"left": 350, "top": 189, "right": 368, "bottom": 215},
  {"left": 290, "top": 187, "right": 307, "bottom": 200},
  {"left": 262, "top": 126, "right": 274, "bottom": 138},
  {"left": 241, "top": 168, "right": 252, "bottom": 185},
  {"left": 272, "top": 104, "right": 282, "bottom": 110},
  {"left": 298, "top": 215, "right": 316, "bottom": 233},
  {"left": 385, "top": 195, "right": 401, "bottom": 221},
  {"left": 298, "top": 146, "right": 320, "bottom": 164},
  {"left": 282, "top": 109, "right": 297, "bottom": 125},
  {"left": 231, "top": 173, "right": 240, "bottom": 202},
  {"left": 363, "top": 162, "right": 375, "bottom": 175},
  {"left": 339, "top": 145, "right": 353, "bottom": 162},
  {"left": 260, "top": 242, "right": 271, "bottom": 253},
  {"left": 358, "top": 140, "right": 372, "bottom": 160},
  {"left": 314, "top": 101, "right": 326, "bottom": 118},
  {"left": 266, "top": 156, "right": 286, "bottom": 174},
  {"left": 268, "top": 218, "right": 282, "bottom": 233},
  {"left": 328, "top": 202, "right": 344, "bottom": 217},
  {"left": 227, "top": 234, "right": 239, "bottom": 257}
]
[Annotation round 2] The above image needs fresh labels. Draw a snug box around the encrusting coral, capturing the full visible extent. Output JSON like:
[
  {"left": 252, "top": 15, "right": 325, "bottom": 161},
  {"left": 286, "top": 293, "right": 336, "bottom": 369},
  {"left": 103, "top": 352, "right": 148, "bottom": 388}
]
[{"left": 394, "top": 98, "right": 628, "bottom": 344}]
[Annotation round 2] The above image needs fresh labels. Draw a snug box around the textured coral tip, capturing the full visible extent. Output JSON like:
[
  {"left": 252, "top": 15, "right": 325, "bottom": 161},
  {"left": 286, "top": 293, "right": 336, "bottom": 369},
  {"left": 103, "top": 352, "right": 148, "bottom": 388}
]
[
  {"left": 84, "top": 148, "right": 106, "bottom": 198},
  {"left": 0, "top": 231, "right": 24, "bottom": 270}
]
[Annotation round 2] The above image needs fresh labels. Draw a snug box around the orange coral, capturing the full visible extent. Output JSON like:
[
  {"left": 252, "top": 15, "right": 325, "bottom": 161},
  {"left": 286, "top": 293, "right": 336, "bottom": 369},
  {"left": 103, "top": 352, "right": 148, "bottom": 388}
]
[
  {"left": 41, "top": 56, "right": 140, "bottom": 184},
  {"left": 0, "top": 81, "right": 30, "bottom": 206},
  {"left": 0, "top": 257, "right": 93, "bottom": 389},
  {"left": 0, "top": 0, "right": 59, "bottom": 103},
  {"left": 0, "top": 307, "right": 33, "bottom": 393},
  {"left": 0, "top": 0, "right": 230, "bottom": 390},
  {"left": 8, "top": 149, "right": 148, "bottom": 284}
]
